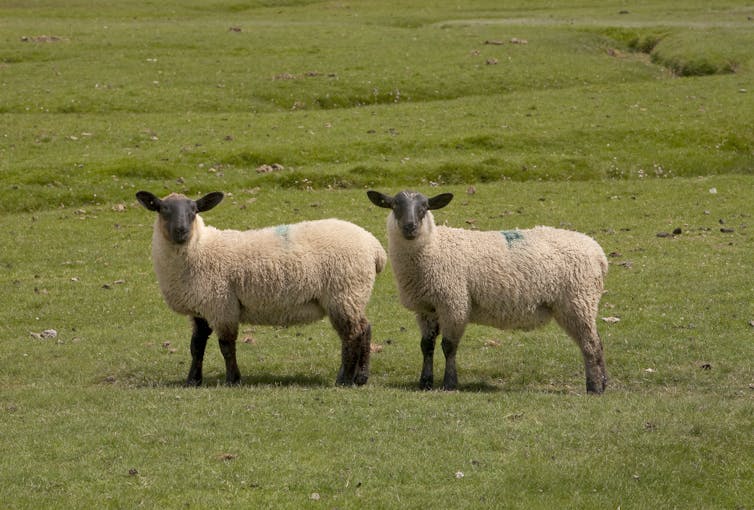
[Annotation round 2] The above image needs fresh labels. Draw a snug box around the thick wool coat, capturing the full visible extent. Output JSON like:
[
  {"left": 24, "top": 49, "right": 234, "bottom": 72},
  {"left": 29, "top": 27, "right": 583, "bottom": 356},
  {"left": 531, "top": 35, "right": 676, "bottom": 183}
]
[
  {"left": 385, "top": 211, "right": 607, "bottom": 337},
  {"left": 150, "top": 214, "right": 386, "bottom": 334}
]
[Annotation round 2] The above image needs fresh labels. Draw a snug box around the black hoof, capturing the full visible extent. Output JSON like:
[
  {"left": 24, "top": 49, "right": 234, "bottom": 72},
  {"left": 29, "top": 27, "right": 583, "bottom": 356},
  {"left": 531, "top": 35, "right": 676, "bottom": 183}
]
[
  {"left": 586, "top": 376, "right": 607, "bottom": 395},
  {"left": 335, "top": 375, "right": 353, "bottom": 387},
  {"left": 185, "top": 378, "right": 202, "bottom": 387},
  {"left": 225, "top": 373, "right": 241, "bottom": 386},
  {"left": 442, "top": 375, "right": 458, "bottom": 391}
]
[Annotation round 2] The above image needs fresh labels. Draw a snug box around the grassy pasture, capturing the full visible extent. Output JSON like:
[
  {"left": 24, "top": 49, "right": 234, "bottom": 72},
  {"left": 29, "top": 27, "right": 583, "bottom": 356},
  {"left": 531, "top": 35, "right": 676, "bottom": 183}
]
[{"left": 1, "top": 1, "right": 753, "bottom": 508}]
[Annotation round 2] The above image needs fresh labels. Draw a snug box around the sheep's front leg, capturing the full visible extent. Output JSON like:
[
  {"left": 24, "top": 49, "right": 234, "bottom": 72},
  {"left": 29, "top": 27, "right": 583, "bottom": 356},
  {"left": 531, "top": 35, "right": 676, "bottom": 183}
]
[
  {"left": 187, "top": 316, "right": 212, "bottom": 386},
  {"left": 438, "top": 315, "right": 466, "bottom": 391},
  {"left": 437, "top": 303, "right": 468, "bottom": 390},
  {"left": 418, "top": 313, "right": 439, "bottom": 390},
  {"left": 217, "top": 325, "right": 241, "bottom": 386},
  {"left": 441, "top": 336, "right": 461, "bottom": 390}
]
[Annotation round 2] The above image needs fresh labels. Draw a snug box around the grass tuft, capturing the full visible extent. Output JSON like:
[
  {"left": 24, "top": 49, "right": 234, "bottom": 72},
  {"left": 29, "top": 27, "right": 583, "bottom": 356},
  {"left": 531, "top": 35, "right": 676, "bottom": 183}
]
[
  {"left": 219, "top": 150, "right": 286, "bottom": 168},
  {"left": 650, "top": 29, "right": 753, "bottom": 76}
]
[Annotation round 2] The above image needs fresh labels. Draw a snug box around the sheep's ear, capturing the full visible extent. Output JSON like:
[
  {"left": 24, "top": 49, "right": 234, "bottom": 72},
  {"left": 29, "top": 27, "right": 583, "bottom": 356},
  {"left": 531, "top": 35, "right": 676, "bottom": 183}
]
[
  {"left": 428, "top": 193, "right": 453, "bottom": 210},
  {"left": 136, "top": 191, "right": 161, "bottom": 212},
  {"left": 196, "top": 192, "right": 224, "bottom": 212},
  {"left": 367, "top": 190, "right": 394, "bottom": 209}
]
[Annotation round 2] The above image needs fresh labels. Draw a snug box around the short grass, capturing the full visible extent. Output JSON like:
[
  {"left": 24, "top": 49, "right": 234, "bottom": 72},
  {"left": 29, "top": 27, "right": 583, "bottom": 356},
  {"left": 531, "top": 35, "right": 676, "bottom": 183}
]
[{"left": 1, "top": 1, "right": 753, "bottom": 508}]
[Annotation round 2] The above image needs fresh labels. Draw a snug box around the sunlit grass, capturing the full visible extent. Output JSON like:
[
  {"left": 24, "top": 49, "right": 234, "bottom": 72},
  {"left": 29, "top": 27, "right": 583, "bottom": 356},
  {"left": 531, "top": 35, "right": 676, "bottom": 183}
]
[{"left": 1, "top": 1, "right": 753, "bottom": 508}]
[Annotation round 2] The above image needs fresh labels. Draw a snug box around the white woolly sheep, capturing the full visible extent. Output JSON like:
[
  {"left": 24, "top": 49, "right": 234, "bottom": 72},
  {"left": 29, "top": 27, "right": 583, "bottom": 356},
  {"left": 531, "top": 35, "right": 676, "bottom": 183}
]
[
  {"left": 367, "top": 190, "right": 608, "bottom": 394},
  {"left": 136, "top": 191, "right": 386, "bottom": 386}
]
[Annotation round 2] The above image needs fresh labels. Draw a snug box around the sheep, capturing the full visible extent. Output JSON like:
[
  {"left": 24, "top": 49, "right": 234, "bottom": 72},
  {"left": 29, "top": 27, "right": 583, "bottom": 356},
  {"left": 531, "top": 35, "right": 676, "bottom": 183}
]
[
  {"left": 136, "top": 190, "right": 386, "bottom": 387},
  {"left": 367, "top": 190, "right": 608, "bottom": 394}
]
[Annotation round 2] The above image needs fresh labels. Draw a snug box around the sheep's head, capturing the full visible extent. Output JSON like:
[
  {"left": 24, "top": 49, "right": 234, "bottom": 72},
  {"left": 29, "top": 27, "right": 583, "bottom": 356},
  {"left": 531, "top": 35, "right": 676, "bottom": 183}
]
[
  {"left": 136, "top": 191, "right": 224, "bottom": 244},
  {"left": 367, "top": 190, "right": 453, "bottom": 240}
]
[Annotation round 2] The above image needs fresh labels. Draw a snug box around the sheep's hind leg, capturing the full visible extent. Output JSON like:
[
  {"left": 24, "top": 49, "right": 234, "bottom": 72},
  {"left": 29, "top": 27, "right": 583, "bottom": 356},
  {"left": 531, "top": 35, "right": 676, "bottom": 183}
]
[
  {"left": 555, "top": 312, "right": 607, "bottom": 394},
  {"left": 353, "top": 319, "right": 372, "bottom": 386},
  {"left": 187, "top": 316, "right": 212, "bottom": 386},
  {"left": 582, "top": 331, "right": 607, "bottom": 395},
  {"left": 418, "top": 313, "right": 439, "bottom": 390},
  {"left": 332, "top": 312, "right": 370, "bottom": 386},
  {"left": 217, "top": 325, "right": 241, "bottom": 386}
]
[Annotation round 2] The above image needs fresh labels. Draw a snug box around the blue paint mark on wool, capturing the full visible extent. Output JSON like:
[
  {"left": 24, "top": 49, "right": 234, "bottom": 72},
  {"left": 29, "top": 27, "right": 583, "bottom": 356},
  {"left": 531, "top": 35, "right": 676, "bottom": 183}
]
[
  {"left": 501, "top": 230, "right": 524, "bottom": 248},
  {"left": 274, "top": 224, "right": 290, "bottom": 242}
]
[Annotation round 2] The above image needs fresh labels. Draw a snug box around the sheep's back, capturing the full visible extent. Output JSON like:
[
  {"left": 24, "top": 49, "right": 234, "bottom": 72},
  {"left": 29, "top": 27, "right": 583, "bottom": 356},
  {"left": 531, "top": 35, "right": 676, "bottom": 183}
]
[
  {"left": 213, "top": 219, "right": 382, "bottom": 311},
  {"left": 397, "top": 225, "right": 606, "bottom": 325}
]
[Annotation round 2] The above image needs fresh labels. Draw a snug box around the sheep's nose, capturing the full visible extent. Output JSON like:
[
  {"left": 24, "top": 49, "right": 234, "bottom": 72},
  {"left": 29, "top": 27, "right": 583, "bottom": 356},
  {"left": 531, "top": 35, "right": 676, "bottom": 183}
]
[
  {"left": 173, "top": 227, "right": 190, "bottom": 243},
  {"left": 402, "top": 222, "right": 418, "bottom": 239}
]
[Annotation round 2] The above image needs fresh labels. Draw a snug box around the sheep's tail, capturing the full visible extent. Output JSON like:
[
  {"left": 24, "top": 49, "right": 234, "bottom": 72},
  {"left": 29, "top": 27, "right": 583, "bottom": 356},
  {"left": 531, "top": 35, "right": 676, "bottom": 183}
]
[{"left": 373, "top": 238, "right": 387, "bottom": 274}]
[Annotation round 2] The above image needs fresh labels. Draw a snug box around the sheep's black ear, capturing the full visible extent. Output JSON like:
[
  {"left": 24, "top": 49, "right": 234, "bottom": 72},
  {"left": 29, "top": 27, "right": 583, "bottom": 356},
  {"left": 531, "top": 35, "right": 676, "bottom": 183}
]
[
  {"left": 428, "top": 193, "right": 453, "bottom": 210},
  {"left": 136, "top": 191, "right": 161, "bottom": 212},
  {"left": 367, "top": 190, "right": 394, "bottom": 209},
  {"left": 196, "top": 192, "right": 224, "bottom": 212}
]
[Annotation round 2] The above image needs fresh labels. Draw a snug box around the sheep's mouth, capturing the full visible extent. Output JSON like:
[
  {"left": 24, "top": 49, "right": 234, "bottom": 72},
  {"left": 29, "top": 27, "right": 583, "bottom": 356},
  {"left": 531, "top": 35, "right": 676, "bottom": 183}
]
[
  {"left": 170, "top": 231, "right": 190, "bottom": 244},
  {"left": 401, "top": 231, "right": 419, "bottom": 240}
]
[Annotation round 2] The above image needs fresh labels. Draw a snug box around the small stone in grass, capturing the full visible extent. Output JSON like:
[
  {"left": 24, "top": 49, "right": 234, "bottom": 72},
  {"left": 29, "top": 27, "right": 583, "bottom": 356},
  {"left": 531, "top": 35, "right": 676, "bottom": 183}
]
[{"left": 30, "top": 329, "right": 58, "bottom": 339}]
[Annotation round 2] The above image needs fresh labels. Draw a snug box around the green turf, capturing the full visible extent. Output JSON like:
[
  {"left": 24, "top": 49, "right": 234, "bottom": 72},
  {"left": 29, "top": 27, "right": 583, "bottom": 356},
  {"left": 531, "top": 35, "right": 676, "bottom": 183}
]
[{"left": 1, "top": 1, "right": 753, "bottom": 508}]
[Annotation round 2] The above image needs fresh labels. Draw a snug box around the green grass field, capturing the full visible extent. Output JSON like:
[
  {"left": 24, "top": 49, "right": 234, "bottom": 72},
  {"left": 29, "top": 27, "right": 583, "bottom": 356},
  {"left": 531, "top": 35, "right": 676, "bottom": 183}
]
[{"left": 1, "top": 1, "right": 753, "bottom": 508}]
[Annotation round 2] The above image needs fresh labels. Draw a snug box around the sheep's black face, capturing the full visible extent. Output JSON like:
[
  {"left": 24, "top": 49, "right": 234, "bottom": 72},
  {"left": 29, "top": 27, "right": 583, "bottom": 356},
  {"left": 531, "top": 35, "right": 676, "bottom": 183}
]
[
  {"left": 136, "top": 191, "right": 224, "bottom": 246},
  {"left": 392, "top": 192, "right": 428, "bottom": 240},
  {"left": 159, "top": 197, "right": 198, "bottom": 244},
  {"left": 367, "top": 190, "right": 454, "bottom": 241}
]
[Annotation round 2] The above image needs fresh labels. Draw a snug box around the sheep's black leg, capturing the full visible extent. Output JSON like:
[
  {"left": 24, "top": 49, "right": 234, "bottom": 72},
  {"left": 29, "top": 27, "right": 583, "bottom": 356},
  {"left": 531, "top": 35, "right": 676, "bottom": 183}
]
[
  {"left": 187, "top": 316, "right": 212, "bottom": 387},
  {"left": 583, "top": 332, "right": 607, "bottom": 395},
  {"left": 554, "top": 311, "right": 607, "bottom": 395},
  {"left": 441, "top": 336, "right": 460, "bottom": 391},
  {"left": 418, "top": 314, "right": 439, "bottom": 390},
  {"left": 335, "top": 332, "right": 356, "bottom": 386},
  {"left": 353, "top": 319, "right": 371, "bottom": 386},
  {"left": 332, "top": 312, "right": 369, "bottom": 386},
  {"left": 217, "top": 325, "right": 241, "bottom": 386}
]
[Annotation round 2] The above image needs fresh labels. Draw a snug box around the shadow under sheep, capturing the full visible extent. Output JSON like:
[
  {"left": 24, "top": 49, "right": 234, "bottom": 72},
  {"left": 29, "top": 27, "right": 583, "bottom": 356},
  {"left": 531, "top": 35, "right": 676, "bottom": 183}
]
[{"left": 117, "top": 372, "right": 330, "bottom": 389}]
